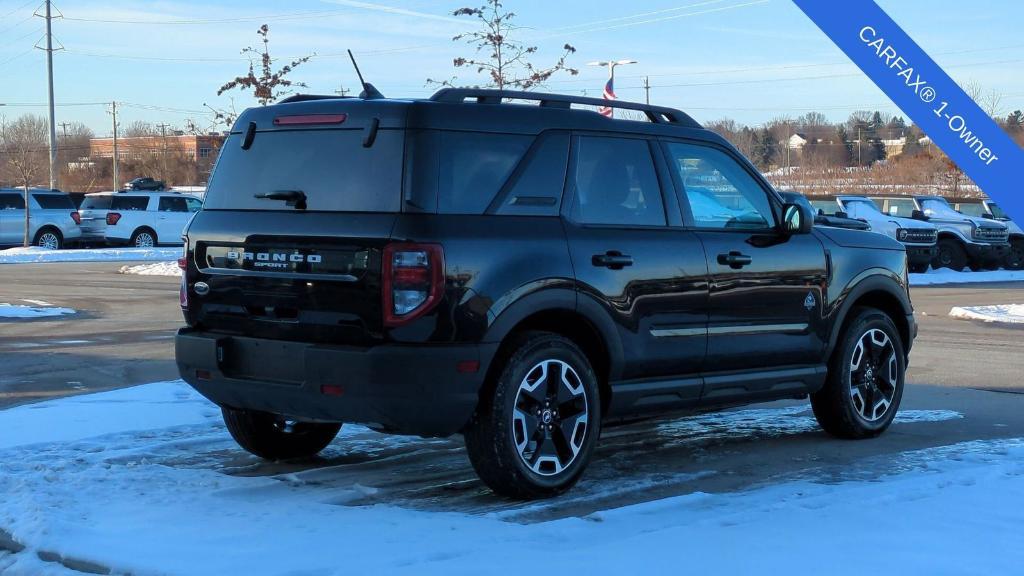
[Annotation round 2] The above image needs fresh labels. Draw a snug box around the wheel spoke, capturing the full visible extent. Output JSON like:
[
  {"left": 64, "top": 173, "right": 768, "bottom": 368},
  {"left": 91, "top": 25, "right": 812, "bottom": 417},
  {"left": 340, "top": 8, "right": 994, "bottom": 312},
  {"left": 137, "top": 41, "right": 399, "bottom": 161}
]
[
  {"left": 512, "top": 358, "right": 589, "bottom": 477},
  {"left": 556, "top": 413, "right": 586, "bottom": 457}
]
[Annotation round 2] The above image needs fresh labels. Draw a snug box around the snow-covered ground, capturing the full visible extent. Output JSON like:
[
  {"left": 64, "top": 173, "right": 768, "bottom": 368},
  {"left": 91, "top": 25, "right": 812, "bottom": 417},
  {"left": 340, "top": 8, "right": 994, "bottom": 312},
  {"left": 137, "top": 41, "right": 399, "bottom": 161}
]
[
  {"left": 0, "top": 246, "right": 179, "bottom": 264},
  {"left": 910, "top": 268, "right": 1024, "bottom": 285},
  {"left": 950, "top": 304, "right": 1024, "bottom": 324},
  {"left": 0, "top": 301, "right": 75, "bottom": 319},
  {"left": 1, "top": 381, "right": 1020, "bottom": 575},
  {"left": 119, "top": 261, "right": 181, "bottom": 276}
]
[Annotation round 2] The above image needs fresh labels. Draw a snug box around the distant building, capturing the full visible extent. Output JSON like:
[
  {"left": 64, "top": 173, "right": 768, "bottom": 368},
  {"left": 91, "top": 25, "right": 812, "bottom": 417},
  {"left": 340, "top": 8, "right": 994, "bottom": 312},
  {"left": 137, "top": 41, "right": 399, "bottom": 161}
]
[
  {"left": 788, "top": 133, "right": 808, "bottom": 149},
  {"left": 89, "top": 134, "right": 225, "bottom": 168}
]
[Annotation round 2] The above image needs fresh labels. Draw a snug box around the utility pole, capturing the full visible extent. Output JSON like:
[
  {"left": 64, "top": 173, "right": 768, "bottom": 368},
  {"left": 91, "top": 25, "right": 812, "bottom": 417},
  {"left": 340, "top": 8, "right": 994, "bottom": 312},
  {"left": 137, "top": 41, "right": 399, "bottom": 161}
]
[
  {"left": 334, "top": 84, "right": 350, "bottom": 97},
  {"left": 157, "top": 122, "right": 171, "bottom": 182},
  {"left": 109, "top": 102, "right": 119, "bottom": 190},
  {"left": 58, "top": 122, "right": 70, "bottom": 138},
  {"left": 643, "top": 76, "right": 651, "bottom": 105},
  {"left": 857, "top": 127, "right": 862, "bottom": 166},
  {"left": 36, "top": 0, "right": 61, "bottom": 190}
]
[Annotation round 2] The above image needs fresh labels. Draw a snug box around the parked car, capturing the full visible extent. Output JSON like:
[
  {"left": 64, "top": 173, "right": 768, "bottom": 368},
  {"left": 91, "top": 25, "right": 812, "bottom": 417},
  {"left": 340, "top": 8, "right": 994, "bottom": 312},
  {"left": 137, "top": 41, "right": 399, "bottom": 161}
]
[
  {"left": 954, "top": 199, "right": 1023, "bottom": 270},
  {"left": 0, "top": 188, "right": 82, "bottom": 249},
  {"left": 831, "top": 196, "right": 938, "bottom": 273},
  {"left": 123, "top": 177, "right": 166, "bottom": 191},
  {"left": 912, "top": 195, "right": 1009, "bottom": 271},
  {"left": 778, "top": 191, "right": 871, "bottom": 231},
  {"left": 176, "top": 89, "right": 917, "bottom": 498},
  {"left": 81, "top": 191, "right": 202, "bottom": 247}
]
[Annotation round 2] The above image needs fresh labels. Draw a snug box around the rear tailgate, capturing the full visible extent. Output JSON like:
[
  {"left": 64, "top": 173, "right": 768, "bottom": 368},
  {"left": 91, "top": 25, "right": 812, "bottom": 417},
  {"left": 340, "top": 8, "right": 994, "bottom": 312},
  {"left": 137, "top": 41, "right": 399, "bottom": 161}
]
[
  {"left": 187, "top": 210, "right": 395, "bottom": 346},
  {"left": 78, "top": 195, "right": 111, "bottom": 237},
  {"left": 183, "top": 99, "right": 408, "bottom": 346}
]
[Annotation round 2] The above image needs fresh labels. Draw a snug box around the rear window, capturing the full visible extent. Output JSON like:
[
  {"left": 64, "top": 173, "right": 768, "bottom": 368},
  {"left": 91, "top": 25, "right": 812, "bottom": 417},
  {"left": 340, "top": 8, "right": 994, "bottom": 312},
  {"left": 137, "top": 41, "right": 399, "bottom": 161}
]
[
  {"left": 111, "top": 196, "right": 150, "bottom": 211},
  {"left": 81, "top": 196, "right": 113, "bottom": 210},
  {"left": 33, "top": 194, "right": 75, "bottom": 210},
  {"left": 203, "top": 129, "right": 404, "bottom": 212}
]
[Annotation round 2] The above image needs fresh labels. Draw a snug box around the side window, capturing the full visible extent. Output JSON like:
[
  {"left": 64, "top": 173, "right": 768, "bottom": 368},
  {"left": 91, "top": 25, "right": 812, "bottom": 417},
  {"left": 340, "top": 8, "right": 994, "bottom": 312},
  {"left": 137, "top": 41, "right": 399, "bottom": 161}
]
[
  {"left": 666, "top": 142, "right": 774, "bottom": 230},
  {"left": 111, "top": 196, "right": 150, "bottom": 211},
  {"left": 437, "top": 131, "right": 532, "bottom": 214},
  {"left": 158, "top": 197, "right": 188, "bottom": 212},
  {"left": 185, "top": 197, "right": 203, "bottom": 212},
  {"left": 0, "top": 193, "right": 25, "bottom": 210},
  {"left": 32, "top": 194, "right": 75, "bottom": 210},
  {"left": 570, "top": 136, "right": 666, "bottom": 227},
  {"left": 494, "top": 133, "right": 570, "bottom": 217}
]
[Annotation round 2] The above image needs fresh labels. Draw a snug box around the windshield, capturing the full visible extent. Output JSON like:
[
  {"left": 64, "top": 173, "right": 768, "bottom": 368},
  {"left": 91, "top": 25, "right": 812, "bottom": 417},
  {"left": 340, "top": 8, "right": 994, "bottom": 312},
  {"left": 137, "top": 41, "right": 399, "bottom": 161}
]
[
  {"left": 921, "top": 198, "right": 963, "bottom": 218},
  {"left": 203, "top": 129, "right": 404, "bottom": 212},
  {"left": 988, "top": 202, "right": 1008, "bottom": 219},
  {"left": 842, "top": 199, "right": 882, "bottom": 218},
  {"left": 80, "top": 196, "right": 113, "bottom": 210}
]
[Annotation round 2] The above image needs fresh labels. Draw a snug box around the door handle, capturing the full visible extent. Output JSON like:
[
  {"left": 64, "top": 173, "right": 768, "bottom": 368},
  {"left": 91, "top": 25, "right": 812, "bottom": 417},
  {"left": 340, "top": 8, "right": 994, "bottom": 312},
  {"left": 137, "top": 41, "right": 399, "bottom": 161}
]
[
  {"left": 592, "top": 251, "right": 633, "bottom": 269},
  {"left": 717, "top": 251, "right": 752, "bottom": 269}
]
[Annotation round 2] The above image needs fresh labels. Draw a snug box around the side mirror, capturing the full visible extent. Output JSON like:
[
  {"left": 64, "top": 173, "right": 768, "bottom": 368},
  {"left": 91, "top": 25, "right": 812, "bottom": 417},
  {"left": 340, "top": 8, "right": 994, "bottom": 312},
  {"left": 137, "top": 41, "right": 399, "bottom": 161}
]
[
  {"left": 912, "top": 209, "right": 928, "bottom": 220},
  {"left": 836, "top": 211, "right": 849, "bottom": 219},
  {"left": 782, "top": 202, "right": 813, "bottom": 235},
  {"left": 981, "top": 213, "right": 994, "bottom": 219}
]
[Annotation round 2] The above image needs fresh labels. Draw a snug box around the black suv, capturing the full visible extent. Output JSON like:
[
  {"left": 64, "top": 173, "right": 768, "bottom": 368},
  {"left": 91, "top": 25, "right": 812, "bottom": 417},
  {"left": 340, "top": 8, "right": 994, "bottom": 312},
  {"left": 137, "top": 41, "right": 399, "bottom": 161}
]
[
  {"left": 123, "top": 177, "right": 166, "bottom": 191},
  {"left": 176, "top": 89, "right": 916, "bottom": 498}
]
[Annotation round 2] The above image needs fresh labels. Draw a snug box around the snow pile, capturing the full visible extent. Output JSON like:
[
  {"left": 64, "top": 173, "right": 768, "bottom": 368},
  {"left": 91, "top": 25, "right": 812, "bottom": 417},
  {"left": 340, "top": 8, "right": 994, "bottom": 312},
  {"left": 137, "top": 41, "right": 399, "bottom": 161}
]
[
  {"left": 0, "top": 246, "right": 180, "bottom": 264},
  {"left": 0, "top": 302, "right": 75, "bottom": 319},
  {"left": 911, "top": 268, "right": 1024, "bottom": 286},
  {"left": 119, "top": 261, "right": 181, "bottom": 276},
  {"left": 950, "top": 304, "right": 1024, "bottom": 324},
  {"left": 1, "top": 381, "right": 1018, "bottom": 575}
]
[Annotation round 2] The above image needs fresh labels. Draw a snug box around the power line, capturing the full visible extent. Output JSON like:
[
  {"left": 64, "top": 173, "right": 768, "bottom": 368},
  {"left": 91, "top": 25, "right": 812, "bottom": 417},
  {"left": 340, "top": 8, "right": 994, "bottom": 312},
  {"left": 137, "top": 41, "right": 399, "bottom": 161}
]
[{"left": 60, "top": 7, "right": 356, "bottom": 25}]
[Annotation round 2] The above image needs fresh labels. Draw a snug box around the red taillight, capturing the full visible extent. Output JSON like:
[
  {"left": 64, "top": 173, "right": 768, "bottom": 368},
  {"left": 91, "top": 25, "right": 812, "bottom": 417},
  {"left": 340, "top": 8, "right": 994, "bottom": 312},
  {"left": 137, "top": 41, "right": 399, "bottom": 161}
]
[
  {"left": 71, "top": 211, "right": 81, "bottom": 225},
  {"left": 179, "top": 275, "right": 188, "bottom": 309},
  {"left": 106, "top": 212, "right": 121, "bottom": 225},
  {"left": 177, "top": 257, "right": 187, "bottom": 270},
  {"left": 273, "top": 114, "right": 347, "bottom": 126},
  {"left": 382, "top": 243, "right": 444, "bottom": 327}
]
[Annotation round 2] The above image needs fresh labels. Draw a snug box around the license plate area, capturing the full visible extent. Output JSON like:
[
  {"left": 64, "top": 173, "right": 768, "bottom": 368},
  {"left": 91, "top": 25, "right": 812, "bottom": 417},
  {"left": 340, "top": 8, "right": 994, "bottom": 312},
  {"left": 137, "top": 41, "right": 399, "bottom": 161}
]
[{"left": 221, "top": 337, "right": 305, "bottom": 385}]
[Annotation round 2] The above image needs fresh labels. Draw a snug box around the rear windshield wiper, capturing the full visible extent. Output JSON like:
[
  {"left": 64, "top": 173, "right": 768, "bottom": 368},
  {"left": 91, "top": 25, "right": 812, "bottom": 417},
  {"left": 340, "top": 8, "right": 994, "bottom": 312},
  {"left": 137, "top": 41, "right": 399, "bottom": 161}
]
[{"left": 254, "top": 190, "right": 306, "bottom": 210}]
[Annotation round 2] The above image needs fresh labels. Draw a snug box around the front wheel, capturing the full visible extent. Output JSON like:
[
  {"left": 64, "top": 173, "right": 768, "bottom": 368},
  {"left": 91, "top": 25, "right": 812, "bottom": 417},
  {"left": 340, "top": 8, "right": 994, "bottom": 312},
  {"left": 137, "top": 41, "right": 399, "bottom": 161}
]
[
  {"left": 222, "top": 407, "right": 341, "bottom": 460},
  {"left": 1005, "top": 239, "right": 1024, "bottom": 271},
  {"left": 933, "top": 238, "right": 967, "bottom": 271},
  {"left": 908, "top": 263, "right": 929, "bottom": 274},
  {"left": 812, "top": 308, "right": 905, "bottom": 439},
  {"left": 464, "top": 332, "right": 600, "bottom": 499}
]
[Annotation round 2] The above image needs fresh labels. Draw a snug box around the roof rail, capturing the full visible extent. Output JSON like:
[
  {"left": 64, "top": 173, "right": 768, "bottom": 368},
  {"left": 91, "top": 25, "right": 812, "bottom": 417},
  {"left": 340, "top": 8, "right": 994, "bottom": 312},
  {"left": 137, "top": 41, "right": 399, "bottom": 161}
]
[{"left": 429, "top": 88, "right": 702, "bottom": 128}]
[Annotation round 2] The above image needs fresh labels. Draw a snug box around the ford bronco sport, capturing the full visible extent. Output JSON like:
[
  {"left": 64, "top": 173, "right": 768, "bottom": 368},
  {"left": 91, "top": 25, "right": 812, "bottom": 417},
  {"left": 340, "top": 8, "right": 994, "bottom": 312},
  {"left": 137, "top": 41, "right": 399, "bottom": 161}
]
[{"left": 176, "top": 89, "right": 917, "bottom": 498}]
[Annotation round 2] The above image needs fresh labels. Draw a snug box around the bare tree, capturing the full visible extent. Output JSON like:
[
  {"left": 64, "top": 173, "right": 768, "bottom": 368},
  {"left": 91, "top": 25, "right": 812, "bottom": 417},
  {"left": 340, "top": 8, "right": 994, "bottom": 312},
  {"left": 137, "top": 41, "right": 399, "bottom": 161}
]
[
  {"left": 962, "top": 80, "right": 1004, "bottom": 118},
  {"left": 210, "top": 24, "right": 314, "bottom": 127},
  {"left": 428, "top": 0, "right": 577, "bottom": 91},
  {"left": 1, "top": 115, "right": 49, "bottom": 246},
  {"left": 121, "top": 120, "right": 158, "bottom": 138}
]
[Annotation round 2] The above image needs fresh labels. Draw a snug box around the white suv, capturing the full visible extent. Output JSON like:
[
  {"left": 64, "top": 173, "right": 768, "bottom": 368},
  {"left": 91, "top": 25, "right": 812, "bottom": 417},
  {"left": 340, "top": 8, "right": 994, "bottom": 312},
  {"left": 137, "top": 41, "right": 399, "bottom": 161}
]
[
  {"left": 0, "top": 188, "right": 83, "bottom": 249},
  {"left": 81, "top": 192, "right": 201, "bottom": 247}
]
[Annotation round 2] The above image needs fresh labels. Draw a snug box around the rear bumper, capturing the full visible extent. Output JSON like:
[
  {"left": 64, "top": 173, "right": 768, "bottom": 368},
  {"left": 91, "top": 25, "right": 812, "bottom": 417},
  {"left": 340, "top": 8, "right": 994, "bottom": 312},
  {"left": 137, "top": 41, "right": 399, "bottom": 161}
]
[
  {"left": 175, "top": 328, "right": 497, "bottom": 437},
  {"left": 965, "top": 242, "right": 1009, "bottom": 262}
]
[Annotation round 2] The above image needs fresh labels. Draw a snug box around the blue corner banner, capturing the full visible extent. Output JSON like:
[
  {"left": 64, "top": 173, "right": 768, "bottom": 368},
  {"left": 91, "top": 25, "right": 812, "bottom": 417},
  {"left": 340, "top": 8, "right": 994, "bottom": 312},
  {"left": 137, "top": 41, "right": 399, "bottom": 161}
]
[{"left": 792, "top": 0, "right": 1023, "bottom": 221}]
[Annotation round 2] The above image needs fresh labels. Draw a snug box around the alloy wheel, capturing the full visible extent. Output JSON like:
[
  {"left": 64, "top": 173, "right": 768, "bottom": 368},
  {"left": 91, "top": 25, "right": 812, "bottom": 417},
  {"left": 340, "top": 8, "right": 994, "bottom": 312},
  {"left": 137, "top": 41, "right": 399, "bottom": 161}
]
[
  {"left": 135, "top": 233, "right": 155, "bottom": 248},
  {"left": 511, "top": 359, "right": 589, "bottom": 476},
  {"left": 848, "top": 328, "right": 898, "bottom": 422},
  {"left": 37, "top": 232, "right": 59, "bottom": 250}
]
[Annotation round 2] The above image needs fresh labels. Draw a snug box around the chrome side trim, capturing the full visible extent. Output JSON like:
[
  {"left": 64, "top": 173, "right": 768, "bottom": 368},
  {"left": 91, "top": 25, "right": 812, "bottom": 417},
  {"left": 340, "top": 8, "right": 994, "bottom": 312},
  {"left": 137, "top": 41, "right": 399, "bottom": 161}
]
[{"left": 650, "top": 323, "right": 808, "bottom": 338}]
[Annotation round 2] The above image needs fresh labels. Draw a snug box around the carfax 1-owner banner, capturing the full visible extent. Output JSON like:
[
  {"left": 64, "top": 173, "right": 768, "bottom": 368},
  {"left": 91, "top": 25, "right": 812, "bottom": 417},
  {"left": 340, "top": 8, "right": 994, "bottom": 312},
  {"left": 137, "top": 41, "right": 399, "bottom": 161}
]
[{"left": 792, "top": 0, "right": 1024, "bottom": 221}]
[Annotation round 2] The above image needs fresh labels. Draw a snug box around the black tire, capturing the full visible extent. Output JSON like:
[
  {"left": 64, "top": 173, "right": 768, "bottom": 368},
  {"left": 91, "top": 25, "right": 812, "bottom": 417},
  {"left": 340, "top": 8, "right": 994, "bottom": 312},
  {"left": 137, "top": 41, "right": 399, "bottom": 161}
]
[
  {"left": 933, "top": 238, "right": 967, "bottom": 271},
  {"left": 222, "top": 407, "right": 341, "bottom": 460},
  {"left": 130, "top": 227, "right": 158, "bottom": 248},
  {"left": 1005, "top": 239, "right": 1024, "bottom": 271},
  {"left": 812, "top": 307, "right": 905, "bottom": 439},
  {"left": 908, "top": 263, "right": 929, "bottom": 274},
  {"left": 464, "top": 331, "right": 601, "bottom": 499},
  {"left": 33, "top": 227, "right": 63, "bottom": 250}
]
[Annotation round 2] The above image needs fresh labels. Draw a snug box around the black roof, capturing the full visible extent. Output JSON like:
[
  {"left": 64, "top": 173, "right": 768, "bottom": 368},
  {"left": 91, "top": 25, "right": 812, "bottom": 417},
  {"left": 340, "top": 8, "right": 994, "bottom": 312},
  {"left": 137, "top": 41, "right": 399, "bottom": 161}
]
[{"left": 240, "top": 89, "right": 715, "bottom": 143}]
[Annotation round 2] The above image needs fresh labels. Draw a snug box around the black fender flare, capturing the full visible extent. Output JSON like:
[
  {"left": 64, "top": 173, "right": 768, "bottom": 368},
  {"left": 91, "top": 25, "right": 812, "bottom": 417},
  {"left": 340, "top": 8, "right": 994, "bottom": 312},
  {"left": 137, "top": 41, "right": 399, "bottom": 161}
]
[
  {"left": 826, "top": 272, "right": 913, "bottom": 358},
  {"left": 482, "top": 287, "right": 625, "bottom": 380}
]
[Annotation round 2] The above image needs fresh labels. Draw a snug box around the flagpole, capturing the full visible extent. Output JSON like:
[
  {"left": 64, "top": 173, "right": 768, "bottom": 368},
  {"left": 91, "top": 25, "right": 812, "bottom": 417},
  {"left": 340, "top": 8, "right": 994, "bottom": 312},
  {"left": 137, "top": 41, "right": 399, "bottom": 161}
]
[{"left": 587, "top": 59, "right": 637, "bottom": 119}]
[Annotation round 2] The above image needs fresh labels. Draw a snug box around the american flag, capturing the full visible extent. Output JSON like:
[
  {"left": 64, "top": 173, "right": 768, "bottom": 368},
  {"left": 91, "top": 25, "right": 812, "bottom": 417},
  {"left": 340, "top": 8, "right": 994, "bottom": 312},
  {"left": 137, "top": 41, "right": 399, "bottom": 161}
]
[{"left": 598, "top": 77, "right": 615, "bottom": 118}]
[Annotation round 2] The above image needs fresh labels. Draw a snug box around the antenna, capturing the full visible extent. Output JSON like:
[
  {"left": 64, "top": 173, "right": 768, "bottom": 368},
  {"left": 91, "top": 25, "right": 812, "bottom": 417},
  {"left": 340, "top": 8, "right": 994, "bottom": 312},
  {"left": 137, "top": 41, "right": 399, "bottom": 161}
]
[{"left": 347, "top": 49, "right": 385, "bottom": 100}]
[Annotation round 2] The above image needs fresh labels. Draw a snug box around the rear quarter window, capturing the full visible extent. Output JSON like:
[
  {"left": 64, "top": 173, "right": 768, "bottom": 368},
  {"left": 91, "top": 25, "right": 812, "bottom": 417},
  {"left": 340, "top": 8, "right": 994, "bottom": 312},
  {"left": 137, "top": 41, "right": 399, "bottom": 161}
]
[
  {"left": 111, "top": 196, "right": 151, "bottom": 211},
  {"left": 0, "top": 193, "right": 25, "bottom": 210},
  {"left": 437, "top": 131, "right": 532, "bottom": 214},
  {"left": 32, "top": 194, "right": 75, "bottom": 210}
]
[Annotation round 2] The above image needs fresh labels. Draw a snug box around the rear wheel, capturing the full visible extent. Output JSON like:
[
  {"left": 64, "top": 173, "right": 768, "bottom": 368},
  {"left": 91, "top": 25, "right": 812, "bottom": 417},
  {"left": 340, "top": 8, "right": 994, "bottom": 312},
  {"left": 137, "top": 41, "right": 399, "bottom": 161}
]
[
  {"left": 812, "top": 307, "right": 905, "bottom": 439},
  {"left": 33, "top": 227, "right": 63, "bottom": 250},
  {"left": 1006, "top": 239, "right": 1024, "bottom": 271},
  {"left": 130, "top": 228, "right": 157, "bottom": 248},
  {"left": 464, "top": 332, "right": 600, "bottom": 499},
  {"left": 933, "top": 238, "right": 967, "bottom": 271},
  {"left": 222, "top": 407, "right": 341, "bottom": 460}
]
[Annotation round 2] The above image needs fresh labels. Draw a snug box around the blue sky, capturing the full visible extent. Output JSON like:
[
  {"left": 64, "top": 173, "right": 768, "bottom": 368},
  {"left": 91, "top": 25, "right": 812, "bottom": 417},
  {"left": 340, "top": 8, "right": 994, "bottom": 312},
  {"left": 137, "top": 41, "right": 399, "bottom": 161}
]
[{"left": 1, "top": 0, "right": 1022, "bottom": 135}]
